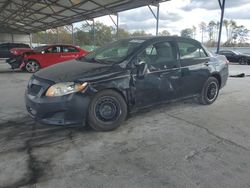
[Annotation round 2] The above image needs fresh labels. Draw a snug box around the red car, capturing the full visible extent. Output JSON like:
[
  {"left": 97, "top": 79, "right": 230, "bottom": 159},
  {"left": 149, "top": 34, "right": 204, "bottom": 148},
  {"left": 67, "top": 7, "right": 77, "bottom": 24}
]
[{"left": 19, "top": 45, "right": 88, "bottom": 73}]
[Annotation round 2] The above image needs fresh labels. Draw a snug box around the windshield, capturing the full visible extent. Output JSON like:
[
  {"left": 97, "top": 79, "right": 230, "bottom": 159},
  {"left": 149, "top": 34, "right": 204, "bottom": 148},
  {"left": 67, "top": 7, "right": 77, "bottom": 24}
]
[
  {"left": 232, "top": 50, "right": 241, "bottom": 55},
  {"left": 84, "top": 39, "right": 145, "bottom": 64}
]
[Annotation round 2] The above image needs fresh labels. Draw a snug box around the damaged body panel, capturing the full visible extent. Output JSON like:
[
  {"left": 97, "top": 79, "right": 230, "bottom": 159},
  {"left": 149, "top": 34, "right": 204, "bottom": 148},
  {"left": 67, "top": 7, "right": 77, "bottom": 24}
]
[{"left": 25, "top": 36, "right": 229, "bottom": 131}]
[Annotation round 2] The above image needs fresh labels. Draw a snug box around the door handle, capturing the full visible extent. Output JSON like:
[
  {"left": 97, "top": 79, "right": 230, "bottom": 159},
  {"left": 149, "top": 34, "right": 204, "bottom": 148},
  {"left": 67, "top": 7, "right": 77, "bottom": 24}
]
[{"left": 204, "top": 62, "right": 209, "bottom": 66}]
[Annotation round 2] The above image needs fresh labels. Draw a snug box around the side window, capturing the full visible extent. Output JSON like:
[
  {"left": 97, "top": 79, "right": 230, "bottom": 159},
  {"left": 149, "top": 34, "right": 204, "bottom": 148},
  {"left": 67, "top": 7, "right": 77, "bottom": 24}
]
[
  {"left": 62, "top": 46, "right": 79, "bottom": 53},
  {"left": 225, "top": 51, "right": 233, "bottom": 56},
  {"left": 45, "top": 46, "right": 61, "bottom": 53},
  {"left": 0, "top": 44, "right": 8, "bottom": 50},
  {"left": 178, "top": 42, "right": 207, "bottom": 59},
  {"left": 20, "top": 44, "right": 30, "bottom": 48},
  {"left": 145, "top": 45, "right": 157, "bottom": 55},
  {"left": 137, "top": 41, "right": 177, "bottom": 71}
]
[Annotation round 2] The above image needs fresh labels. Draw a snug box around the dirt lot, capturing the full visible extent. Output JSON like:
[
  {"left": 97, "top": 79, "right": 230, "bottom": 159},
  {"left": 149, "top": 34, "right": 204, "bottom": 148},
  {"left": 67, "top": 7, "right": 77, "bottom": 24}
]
[{"left": 0, "top": 61, "right": 250, "bottom": 188}]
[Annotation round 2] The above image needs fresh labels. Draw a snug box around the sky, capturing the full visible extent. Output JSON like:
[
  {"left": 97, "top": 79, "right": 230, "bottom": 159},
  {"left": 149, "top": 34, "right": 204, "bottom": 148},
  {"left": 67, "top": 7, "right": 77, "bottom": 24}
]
[{"left": 75, "top": 0, "right": 250, "bottom": 43}]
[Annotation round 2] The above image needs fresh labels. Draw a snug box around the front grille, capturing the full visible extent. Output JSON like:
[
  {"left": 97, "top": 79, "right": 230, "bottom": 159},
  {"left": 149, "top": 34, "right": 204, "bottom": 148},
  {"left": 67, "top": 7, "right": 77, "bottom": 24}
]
[
  {"left": 27, "top": 76, "right": 53, "bottom": 97},
  {"left": 29, "top": 84, "right": 42, "bottom": 96}
]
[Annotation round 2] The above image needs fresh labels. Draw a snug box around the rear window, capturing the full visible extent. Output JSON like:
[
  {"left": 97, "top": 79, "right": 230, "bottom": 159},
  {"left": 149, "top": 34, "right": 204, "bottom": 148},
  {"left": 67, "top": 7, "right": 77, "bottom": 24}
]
[{"left": 62, "top": 46, "right": 79, "bottom": 53}]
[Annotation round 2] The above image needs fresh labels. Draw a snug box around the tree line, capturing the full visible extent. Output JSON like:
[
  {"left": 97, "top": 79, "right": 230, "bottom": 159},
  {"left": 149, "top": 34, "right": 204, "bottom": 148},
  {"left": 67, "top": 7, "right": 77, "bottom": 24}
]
[
  {"left": 180, "top": 19, "right": 250, "bottom": 47},
  {"left": 32, "top": 19, "right": 249, "bottom": 48},
  {"left": 32, "top": 21, "right": 170, "bottom": 48}
]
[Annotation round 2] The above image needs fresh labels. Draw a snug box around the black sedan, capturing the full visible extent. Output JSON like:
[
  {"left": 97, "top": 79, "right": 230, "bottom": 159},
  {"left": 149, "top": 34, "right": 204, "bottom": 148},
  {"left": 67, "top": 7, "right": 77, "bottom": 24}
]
[
  {"left": 217, "top": 50, "right": 250, "bottom": 65},
  {"left": 25, "top": 36, "right": 229, "bottom": 131}
]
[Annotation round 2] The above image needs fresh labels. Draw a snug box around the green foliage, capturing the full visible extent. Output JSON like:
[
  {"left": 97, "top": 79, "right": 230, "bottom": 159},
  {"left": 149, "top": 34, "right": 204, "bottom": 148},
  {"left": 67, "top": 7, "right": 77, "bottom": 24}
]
[
  {"left": 180, "top": 28, "right": 193, "bottom": 38},
  {"left": 32, "top": 19, "right": 249, "bottom": 48},
  {"left": 159, "top": 30, "right": 170, "bottom": 36},
  {"left": 130, "top": 30, "right": 151, "bottom": 37}
]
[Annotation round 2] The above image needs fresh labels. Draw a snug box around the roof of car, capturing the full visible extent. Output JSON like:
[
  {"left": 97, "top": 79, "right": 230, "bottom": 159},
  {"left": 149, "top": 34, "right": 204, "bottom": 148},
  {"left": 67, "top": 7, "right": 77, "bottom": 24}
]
[
  {"left": 120, "top": 36, "right": 201, "bottom": 44},
  {"left": 0, "top": 42, "right": 29, "bottom": 45}
]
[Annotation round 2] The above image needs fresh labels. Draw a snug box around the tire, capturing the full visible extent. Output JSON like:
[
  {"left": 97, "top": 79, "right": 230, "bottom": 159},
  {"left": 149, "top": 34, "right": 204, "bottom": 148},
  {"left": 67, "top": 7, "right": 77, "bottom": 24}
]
[
  {"left": 199, "top": 77, "right": 219, "bottom": 105},
  {"left": 239, "top": 58, "right": 248, "bottom": 65},
  {"left": 88, "top": 90, "right": 127, "bottom": 131},
  {"left": 25, "top": 60, "right": 40, "bottom": 73}
]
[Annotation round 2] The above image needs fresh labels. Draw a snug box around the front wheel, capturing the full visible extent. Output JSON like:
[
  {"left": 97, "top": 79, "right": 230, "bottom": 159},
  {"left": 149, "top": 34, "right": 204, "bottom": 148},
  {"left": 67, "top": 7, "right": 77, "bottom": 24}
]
[
  {"left": 25, "top": 60, "right": 40, "bottom": 73},
  {"left": 199, "top": 77, "right": 219, "bottom": 105},
  {"left": 88, "top": 90, "right": 127, "bottom": 131}
]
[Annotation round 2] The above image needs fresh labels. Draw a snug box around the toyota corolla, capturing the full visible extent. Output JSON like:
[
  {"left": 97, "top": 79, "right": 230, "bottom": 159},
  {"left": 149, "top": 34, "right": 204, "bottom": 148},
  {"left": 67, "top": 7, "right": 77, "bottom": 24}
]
[{"left": 25, "top": 36, "right": 229, "bottom": 131}]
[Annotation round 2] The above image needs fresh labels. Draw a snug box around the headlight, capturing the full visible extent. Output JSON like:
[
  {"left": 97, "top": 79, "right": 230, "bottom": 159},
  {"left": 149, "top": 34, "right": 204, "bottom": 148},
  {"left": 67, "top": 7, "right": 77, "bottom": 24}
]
[{"left": 45, "top": 82, "right": 88, "bottom": 97}]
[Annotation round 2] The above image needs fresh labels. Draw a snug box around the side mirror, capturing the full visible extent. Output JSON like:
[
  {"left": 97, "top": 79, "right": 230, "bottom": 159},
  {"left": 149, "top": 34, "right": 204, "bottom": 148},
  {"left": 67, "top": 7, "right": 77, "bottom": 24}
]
[
  {"left": 136, "top": 60, "right": 148, "bottom": 79},
  {"left": 41, "top": 50, "right": 45, "bottom": 54}
]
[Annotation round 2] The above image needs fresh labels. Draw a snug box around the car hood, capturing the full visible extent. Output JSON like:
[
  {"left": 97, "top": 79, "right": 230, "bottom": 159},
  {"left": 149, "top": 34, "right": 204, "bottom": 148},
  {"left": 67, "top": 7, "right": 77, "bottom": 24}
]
[{"left": 34, "top": 59, "right": 125, "bottom": 83}]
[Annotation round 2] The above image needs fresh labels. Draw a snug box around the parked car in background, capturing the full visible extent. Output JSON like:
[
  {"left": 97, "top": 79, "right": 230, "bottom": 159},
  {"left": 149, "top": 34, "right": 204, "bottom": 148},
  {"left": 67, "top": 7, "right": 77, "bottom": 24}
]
[
  {"left": 0, "top": 43, "right": 30, "bottom": 58},
  {"left": 25, "top": 36, "right": 229, "bottom": 131},
  {"left": 7, "top": 44, "right": 88, "bottom": 73},
  {"left": 217, "top": 50, "right": 250, "bottom": 65}
]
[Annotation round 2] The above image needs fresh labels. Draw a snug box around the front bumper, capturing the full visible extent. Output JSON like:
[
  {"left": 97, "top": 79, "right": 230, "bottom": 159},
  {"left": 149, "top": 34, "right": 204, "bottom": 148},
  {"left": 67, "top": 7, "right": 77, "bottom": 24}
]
[
  {"left": 6, "top": 56, "right": 23, "bottom": 69},
  {"left": 25, "top": 91, "right": 91, "bottom": 126}
]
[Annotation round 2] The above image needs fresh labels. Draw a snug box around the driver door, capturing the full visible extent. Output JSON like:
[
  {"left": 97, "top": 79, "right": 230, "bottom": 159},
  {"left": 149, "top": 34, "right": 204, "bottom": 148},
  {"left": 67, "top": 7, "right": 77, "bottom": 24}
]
[
  {"left": 42, "top": 46, "right": 62, "bottom": 67},
  {"left": 133, "top": 40, "right": 181, "bottom": 108}
]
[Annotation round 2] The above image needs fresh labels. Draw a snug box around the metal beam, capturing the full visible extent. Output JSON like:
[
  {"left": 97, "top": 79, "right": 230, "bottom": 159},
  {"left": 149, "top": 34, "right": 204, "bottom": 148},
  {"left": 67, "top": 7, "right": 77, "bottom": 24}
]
[
  {"left": 217, "top": 0, "right": 225, "bottom": 53},
  {"left": 148, "top": 4, "right": 160, "bottom": 36},
  {"left": 109, "top": 14, "right": 119, "bottom": 39},
  {"left": 72, "top": 24, "right": 74, "bottom": 45}
]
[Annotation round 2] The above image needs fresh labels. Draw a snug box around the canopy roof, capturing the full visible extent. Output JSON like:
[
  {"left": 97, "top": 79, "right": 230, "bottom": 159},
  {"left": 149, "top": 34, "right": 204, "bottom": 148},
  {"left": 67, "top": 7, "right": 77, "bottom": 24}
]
[{"left": 0, "top": 0, "right": 168, "bottom": 34}]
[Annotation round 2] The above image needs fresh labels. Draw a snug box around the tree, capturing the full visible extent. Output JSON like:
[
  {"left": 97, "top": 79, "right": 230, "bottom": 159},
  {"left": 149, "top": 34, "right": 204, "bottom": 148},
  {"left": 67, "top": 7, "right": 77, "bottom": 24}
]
[
  {"left": 232, "top": 25, "right": 249, "bottom": 43},
  {"left": 117, "top": 28, "right": 130, "bottom": 39},
  {"left": 229, "top": 20, "right": 237, "bottom": 40},
  {"left": 208, "top": 21, "right": 216, "bottom": 41},
  {"left": 223, "top": 19, "right": 229, "bottom": 40},
  {"left": 131, "top": 30, "right": 150, "bottom": 37},
  {"left": 90, "top": 22, "right": 113, "bottom": 46},
  {"left": 199, "top": 22, "right": 207, "bottom": 43},
  {"left": 159, "top": 30, "right": 170, "bottom": 36},
  {"left": 180, "top": 28, "right": 193, "bottom": 38},
  {"left": 192, "top": 26, "right": 196, "bottom": 39}
]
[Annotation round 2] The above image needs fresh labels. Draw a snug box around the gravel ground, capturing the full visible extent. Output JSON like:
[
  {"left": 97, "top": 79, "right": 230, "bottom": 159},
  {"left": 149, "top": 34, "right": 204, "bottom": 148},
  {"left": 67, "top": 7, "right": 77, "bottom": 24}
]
[{"left": 0, "top": 61, "right": 250, "bottom": 188}]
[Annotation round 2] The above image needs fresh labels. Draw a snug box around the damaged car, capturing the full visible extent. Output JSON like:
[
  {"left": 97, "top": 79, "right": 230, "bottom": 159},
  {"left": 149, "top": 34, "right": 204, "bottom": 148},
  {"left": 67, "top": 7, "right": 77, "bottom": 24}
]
[{"left": 25, "top": 36, "right": 229, "bottom": 131}]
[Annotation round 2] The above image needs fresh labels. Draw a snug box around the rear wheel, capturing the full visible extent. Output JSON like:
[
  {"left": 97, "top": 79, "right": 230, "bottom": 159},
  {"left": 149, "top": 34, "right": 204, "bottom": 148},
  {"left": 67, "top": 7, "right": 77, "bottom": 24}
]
[
  {"left": 199, "top": 77, "right": 219, "bottom": 105},
  {"left": 25, "top": 60, "right": 40, "bottom": 73},
  {"left": 88, "top": 90, "right": 127, "bottom": 131}
]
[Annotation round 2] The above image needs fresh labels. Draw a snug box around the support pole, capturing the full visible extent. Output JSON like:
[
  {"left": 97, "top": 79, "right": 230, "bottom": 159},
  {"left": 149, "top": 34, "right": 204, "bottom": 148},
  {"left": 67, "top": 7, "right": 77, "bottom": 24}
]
[
  {"left": 109, "top": 14, "right": 119, "bottom": 40},
  {"left": 72, "top": 24, "right": 74, "bottom": 45},
  {"left": 156, "top": 4, "right": 159, "bottom": 36},
  {"left": 93, "top": 19, "right": 95, "bottom": 48},
  {"left": 148, "top": 4, "right": 160, "bottom": 36},
  {"left": 29, "top": 33, "right": 32, "bottom": 47},
  {"left": 217, "top": 0, "right": 225, "bottom": 53},
  {"left": 85, "top": 19, "right": 96, "bottom": 48},
  {"left": 11, "top": 33, "right": 14, "bottom": 43},
  {"left": 46, "top": 30, "right": 49, "bottom": 44},
  {"left": 56, "top": 27, "right": 59, "bottom": 44},
  {"left": 117, "top": 13, "right": 119, "bottom": 39}
]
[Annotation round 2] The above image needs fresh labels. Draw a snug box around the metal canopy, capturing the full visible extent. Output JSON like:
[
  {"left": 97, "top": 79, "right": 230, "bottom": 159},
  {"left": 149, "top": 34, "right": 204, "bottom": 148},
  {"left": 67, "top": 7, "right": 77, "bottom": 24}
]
[{"left": 0, "top": 0, "right": 168, "bottom": 34}]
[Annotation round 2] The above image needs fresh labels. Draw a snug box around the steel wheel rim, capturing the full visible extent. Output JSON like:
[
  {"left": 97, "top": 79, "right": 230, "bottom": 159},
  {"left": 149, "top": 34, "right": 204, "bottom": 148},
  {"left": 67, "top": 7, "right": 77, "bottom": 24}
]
[
  {"left": 207, "top": 82, "right": 218, "bottom": 102},
  {"left": 94, "top": 96, "right": 121, "bottom": 123},
  {"left": 26, "top": 61, "right": 39, "bottom": 72}
]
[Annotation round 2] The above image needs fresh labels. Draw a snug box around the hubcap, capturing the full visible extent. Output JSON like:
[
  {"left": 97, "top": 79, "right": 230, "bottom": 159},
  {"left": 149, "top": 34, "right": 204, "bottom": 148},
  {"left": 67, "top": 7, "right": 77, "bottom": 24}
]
[
  {"left": 26, "top": 61, "right": 39, "bottom": 72},
  {"left": 207, "top": 82, "right": 218, "bottom": 101},
  {"left": 95, "top": 97, "right": 120, "bottom": 122}
]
